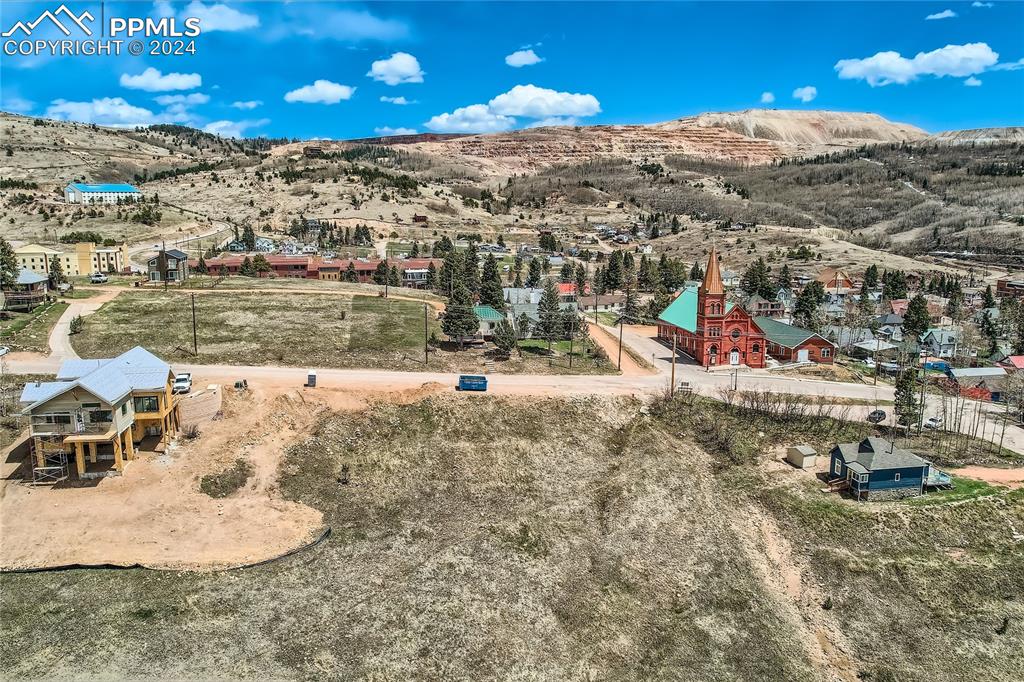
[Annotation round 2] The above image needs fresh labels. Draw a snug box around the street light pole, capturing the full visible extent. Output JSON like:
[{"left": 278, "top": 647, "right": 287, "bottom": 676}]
[{"left": 617, "top": 316, "right": 624, "bottom": 371}]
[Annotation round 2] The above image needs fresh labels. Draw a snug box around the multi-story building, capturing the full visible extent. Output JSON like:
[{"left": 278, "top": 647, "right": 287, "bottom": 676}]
[
  {"left": 64, "top": 182, "right": 142, "bottom": 204},
  {"left": 15, "top": 242, "right": 129, "bottom": 277},
  {"left": 20, "top": 347, "right": 180, "bottom": 480}
]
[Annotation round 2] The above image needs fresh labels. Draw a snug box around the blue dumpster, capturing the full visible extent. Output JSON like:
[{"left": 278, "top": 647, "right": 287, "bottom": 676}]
[{"left": 457, "top": 375, "right": 488, "bottom": 391}]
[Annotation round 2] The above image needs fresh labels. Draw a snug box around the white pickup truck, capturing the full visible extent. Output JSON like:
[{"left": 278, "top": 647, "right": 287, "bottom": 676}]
[{"left": 172, "top": 373, "right": 193, "bottom": 394}]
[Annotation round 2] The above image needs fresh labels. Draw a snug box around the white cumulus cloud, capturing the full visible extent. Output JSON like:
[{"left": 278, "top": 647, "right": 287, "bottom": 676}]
[
  {"left": 964, "top": 76, "right": 983, "bottom": 86},
  {"left": 284, "top": 80, "right": 355, "bottom": 104},
  {"left": 45, "top": 97, "right": 157, "bottom": 127},
  {"left": 760, "top": 91, "right": 775, "bottom": 104},
  {"left": 526, "top": 117, "right": 578, "bottom": 128},
  {"left": 154, "top": 93, "right": 209, "bottom": 105},
  {"left": 374, "top": 126, "right": 417, "bottom": 136},
  {"left": 487, "top": 84, "right": 601, "bottom": 118},
  {"left": 120, "top": 67, "right": 201, "bottom": 92},
  {"left": 380, "top": 96, "right": 414, "bottom": 105},
  {"left": 424, "top": 104, "right": 516, "bottom": 133},
  {"left": 925, "top": 9, "right": 957, "bottom": 20},
  {"left": 505, "top": 49, "right": 543, "bottom": 67},
  {"left": 835, "top": 42, "right": 999, "bottom": 86},
  {"left": 971, "top": 2, "right": 993, "bottom": 7},
  {"left": 792, "top": 86, "right": 818, "bottom": 103},
  {"left": 203, "top": 118, "right": 270, "bottom": 138},
  {"left": 231, "top": 100, "right": 263, "bottom": 110},
  {"left": 1, "top": 94, "right": 34, "bottom": 114},
  {"left": 367, "top": 52, "right": 424, "bottom": 85},
  {"left": 184, "top": 1, "right": 260, "bottom": 32}
]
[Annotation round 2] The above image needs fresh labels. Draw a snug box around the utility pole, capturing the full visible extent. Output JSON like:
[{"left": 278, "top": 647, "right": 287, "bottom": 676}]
[
  {"left": 568, "top": 313, "right": 575, "bottom": 369},
  {"left": 617, "top": 316, "right": 624, "bottom": 371},
  {"left": 191, "top": 293, "right": 198, "bottom": 355},
  {"left": 384, "top": 245, "right": 389, "bottom": 299},
  {"left": 670, "top": 333, "right": 677, "bottom": 397},
  {"left": 161, "top": 240, "right": 168, "bottom": 291},
  {"left": 424, "top": 303, "right": 429, "bottom": 365}
]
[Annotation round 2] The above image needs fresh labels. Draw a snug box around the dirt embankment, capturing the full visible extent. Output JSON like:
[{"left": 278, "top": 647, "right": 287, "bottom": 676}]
[{"left": 0, "top": 380, "right": 446, "bottom": 571}]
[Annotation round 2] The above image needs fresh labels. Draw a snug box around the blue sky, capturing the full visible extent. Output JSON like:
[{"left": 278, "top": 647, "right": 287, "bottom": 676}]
[{"left": 2, "top": 1, "right": 1022, "bottom": 139}]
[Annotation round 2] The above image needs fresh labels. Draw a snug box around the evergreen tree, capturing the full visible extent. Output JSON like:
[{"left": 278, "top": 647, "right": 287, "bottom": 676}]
[
  {"left": 497, "top": 234, "right": 506, "bottom": 248},
  {"left": 463, "top": 242, "right": 481, "bottom": 295},
  {"left": 48, "top": 255, "right": 66, "bottom": 286},
  {"left": 479, "top": 254, "right": 505, "bottom": 311},
  {"left": 622, "top": 274, "right": 641, "bottom": 323},
  {"left": 441, "top": 279, "right": 479, "bottom": 348},
  {"left": 903, "top": 294, "right": 931, "bottom": 340},
  {"left": 239, "top": 256, "right": 256, "bottom": 277},
  {"left": 536, "top": 278, "right": 562, "bottom": 350},
  {"left": 982, "top": 284, "right": 996, "bottom": 309},
  {"left": 858, "top": 279, "right": 875, "bottom": 316},
  {"left": 410, "top": 242, "right": 419, "bottom": 258},
  {"left": 574, "top": 263, "right": 588, "bottom": 297},
  {"left": 432, "top": 236, "right": 454, "bottom": 258},
  {"left": 345, "top": 261, "right": 359, "bottom": 283},
  {"left": 980, "top": 311, "right": 999, "bottom": 357},
  {"left": 438, "top": 249, "right": 462, "bottom": 295},
  {"left": 945, "top": 282, "right": 964, "bottom": 321},
  {"left": 516, "top": 312, "right": 532, "bottom": 339},
  {"left": 425, "top": 262, "right": 437, "bottom": 289},
  {"left": 559, "top": 260, "right": 575, "bottom": 283},
  {"left": 775, "top": 263, "right": 791, "bottom": 290},
  {"left": 605, "top": 251, "right": 623, "bottom": 291},
  {"left": 794, "top": 281, "right": 826, "bottom": 331},
  {"left": 525, "top": 258, "right": 542, "bottom": 288},
  {"left": 645, "top": 286, "right": 672, "bottom": 319},
  {"left": 1012, "top": 305, "right": 1024, "bottom": 354},
  {"left": 492, "top": 318, "right": 519, "bottom": 357},
  {"left": 740, "top": 258, "right": 773, "bottom": 299},
  {"left": 0, "top": 238, "right": 18, "bottom": 290},
  {"left": 196, "top": 254, "right": 208, "bottom": 275},
  {"left": 252, "top": 254, "right": 272, "bottom": 275},
  {"left": 864, "top": 264, "right": 879, "bottom": 290},
  {"left": 894, "top": 369, "right": 922, "bottom": 428},
  {"left": 241, "top": 224, "right": 257, "bottom": 251},
  {"left": 881, "top": 269, "right": 908, "bottom": 300},
  {"left": 372, "top": 261, "right": 388, "bottom": 285},
  {"left": 388, "top": 265, "right": 401, "bottom": 287},
  {"left": 689, "top": 260, "right": 704, "bottom": 281}
]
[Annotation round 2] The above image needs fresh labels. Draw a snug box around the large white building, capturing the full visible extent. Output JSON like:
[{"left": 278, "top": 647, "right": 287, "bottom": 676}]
[{"left": 64, "top": 183, "right": 142, "bottom": 205}]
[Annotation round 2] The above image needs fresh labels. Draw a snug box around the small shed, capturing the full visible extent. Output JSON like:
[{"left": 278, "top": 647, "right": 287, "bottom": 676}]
[{"left": 786, "top": 445, "right": 817, "bottom": 469}]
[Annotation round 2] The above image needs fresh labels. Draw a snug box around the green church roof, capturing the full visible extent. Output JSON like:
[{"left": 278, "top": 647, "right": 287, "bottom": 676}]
[
  {"left": 658, "top": 286, "right": 734, "bottom": 333},
  {"left": 752, "top": 316, "right": 816, "bottom": 348}
]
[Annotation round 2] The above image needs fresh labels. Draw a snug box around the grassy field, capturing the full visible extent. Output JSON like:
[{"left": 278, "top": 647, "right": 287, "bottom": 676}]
[
  {"left": 71, "top": 290, "right": 615, "bottom": 374},
  {"left": 2, "top": 395, "right": 1020, "bottom": 680},
  {"left": 0, "top": 301, "right": 68, "bottom": 353}
]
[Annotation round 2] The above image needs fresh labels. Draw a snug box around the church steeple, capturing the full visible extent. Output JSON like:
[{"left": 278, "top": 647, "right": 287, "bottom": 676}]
[{"left": 701, "top": 244, "right": 724, "bottom": 296}]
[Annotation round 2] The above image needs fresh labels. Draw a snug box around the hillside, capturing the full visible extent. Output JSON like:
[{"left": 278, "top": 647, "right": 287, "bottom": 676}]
[
  {"left": 657, "top": 109, "right": 928, "bottom": 147},
  {"left": 928, "top": 127, "right": 1024, "bottom": 144}
]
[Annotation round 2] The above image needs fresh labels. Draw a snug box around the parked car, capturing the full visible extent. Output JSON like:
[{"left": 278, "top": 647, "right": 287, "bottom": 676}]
[
  {"left": 862, "top": 358, "right": 876, "bottom": 369},
  {"left": 0, "top": 346, "right": 9, "bottom": 357},
  {"left": 867, "top": 409, "right": 887, "bottom": 424},
  {"left": 89, "top": 272, "right": 108, "bottom": 284},
  {"left": 172, "top": 372, "right": 193, "bottom": 394},
  {"left": 924, "top": 416, "right": 944, "bottom": 430}
]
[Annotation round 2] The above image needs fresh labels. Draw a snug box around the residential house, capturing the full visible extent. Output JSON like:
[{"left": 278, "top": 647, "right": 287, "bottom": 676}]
[
  {"left": 829, "top": 437, "right": 939, "bottom": 501},
  {"left": 578, "top": 294, "right": 626, "bottom": 314},
  {"left": 255, "top": 238, "right": 276, "bottom": 253},
  {"left": 303, "top": 146, "right": 323, "bottom": 158},
  {"left": 412, "top": 214, "right": 428, "bottom": 224},
  {"left": 920, "top": 328, "right": 958, "bottom": 358},
  {"left": 226, "top": 241, "right": 246, "bottom": 253},
  {"left": 720, "top": 269, "right": 741, "bottom": 288},
  {"left": 945, "top": 367, "right": 1008, "bottom": 402},
  {"left": 147, "top": 249, "right": 189, "bottom": 283},
  {"left": 875, "top": 313, "right": 905, "bottom": 343},
  {"left": 20, "top": 347, "right": 180, "bottom": 480},
  {"left": 754, "top": 316, "right": 836, "bottom": 364},
  {"left": 473, "top": 305, "right": 505, "bottom": 339},
  {"left": 503, "top": 287, "right": 543, "bottom": 306},
  {"left": 888, "top": 299, "right": 910, "bottom": 317},
  {"left": 824, "top": 324, "right": 874, "bottom": 351},
  {"left": 16, "top": 242, "right": 128, "bottom": 277},
  {"left": 2, "top": 269, "right": 49, "bottom": 311},
  {"left": 64, "top": 182, "right": 141, "bottom": 205},
  {"left": 817, "top": 268, "right": 855, "bottom": 292},
  {"left": 998, "top": 355, "right": 1024, "bottom": 374},
  {"left": 744, "top": 293, "right": 785, "bottom": 318}
]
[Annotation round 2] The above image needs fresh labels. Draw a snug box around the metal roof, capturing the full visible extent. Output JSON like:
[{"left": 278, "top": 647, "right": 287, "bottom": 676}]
[
  {"left": 753, "top": 316, "right": 818, "bottom": 349},
  {"left": 832, "top": 437, "right": 927, "bottom": 472},
  {"left": 949, "top": 367, "right": 1007, "bottom": 378},
  {"left": 658, "top": 286, "right": 736, "bottom": 333},
  {"left": 14, "top": 269, "right": 48, "bottom": 285},
  {"left": 69, "top": 182, "right": 140, "bottom": 193},
  {"left": 25, "top": 346, "right": 171, "bottom": 410},
  {"left": 473, "top": 305, "right": 505, "bottom": 322}
]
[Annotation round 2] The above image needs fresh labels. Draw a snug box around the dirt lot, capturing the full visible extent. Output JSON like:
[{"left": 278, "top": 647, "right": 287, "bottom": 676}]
[{"left": 1, "top": 394, "right": 1021, "bottom": 681}]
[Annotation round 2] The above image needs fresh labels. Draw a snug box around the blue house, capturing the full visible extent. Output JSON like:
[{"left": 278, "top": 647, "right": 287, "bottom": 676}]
[{"left": 829, "top": 437, "right": 946, "bottom": 501}]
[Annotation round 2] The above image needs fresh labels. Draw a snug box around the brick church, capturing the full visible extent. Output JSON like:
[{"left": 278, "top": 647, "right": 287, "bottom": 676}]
[{"left": 656, "top": 246, "right": 767, "bottom": 368}]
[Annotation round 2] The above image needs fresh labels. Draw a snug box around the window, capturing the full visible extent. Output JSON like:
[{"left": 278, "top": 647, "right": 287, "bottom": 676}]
[
  {"left": 134, "top": 396, "right": 159, "bottom": 413},
  {"left": 44, "top": 414, "right": 72, "bottom": 425},
  {"left": 121, "top": 403, "right": 128, "bottom": 416},
  {"left": 834, "top": 459, "right": 841, "bottom": 475},
  {"left": 89, "top": 409, "right": 113, "bottom": 424},
  {"left": 752, "top": 343, "right": 760, "bottom": 354},
  {"left": 821, "top": 348, "right": 831, "bottom": 358},
  {"left": 894, "top": 473, "right": 901, "bottom": 482},
  {"left": 730, "top": 328, "right": 740, "bottom": 341},
  {"left": 82, "top": 402, "right": 100, "bottom": 409},
  {"left": 709, "top": 326, "right": 721, "bottom": 337}
]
